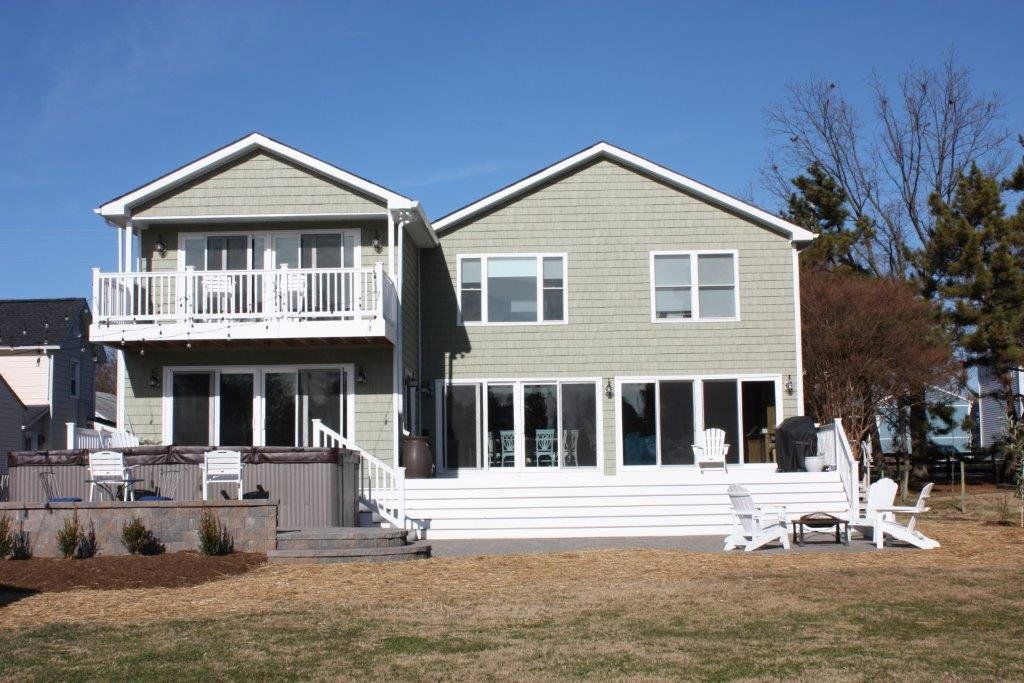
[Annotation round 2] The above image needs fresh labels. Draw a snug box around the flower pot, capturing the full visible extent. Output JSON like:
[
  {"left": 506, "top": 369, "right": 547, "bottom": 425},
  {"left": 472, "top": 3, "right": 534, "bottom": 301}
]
[{"left": 803, "top": 455, "right": 825, "bottom": 473}]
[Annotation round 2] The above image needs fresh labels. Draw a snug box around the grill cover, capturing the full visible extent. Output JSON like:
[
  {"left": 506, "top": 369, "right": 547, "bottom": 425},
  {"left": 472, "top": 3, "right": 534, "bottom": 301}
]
[{"left": 775, "top": 416, "right": 818, "bottom": 472}]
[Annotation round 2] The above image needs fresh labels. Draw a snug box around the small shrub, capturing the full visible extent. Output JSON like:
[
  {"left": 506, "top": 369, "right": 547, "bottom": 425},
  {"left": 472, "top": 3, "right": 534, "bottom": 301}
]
[
  {"left": 0, "top": 513, "right": 13, "bottom": 559},
  {"left": 10, "top": 524, "right": 31, "bottom": 560},
  {"left": 121, "top": 517, "right": 162, "bottom": 555},
  {"left": 197, "top": 509, "right": 233, "bottom": 556},
  {"left": 56, "top": 512, "right": 83, "bottom": 559},
  {"left": 76, "top": 521, "right": 98, "bottom": 559}
]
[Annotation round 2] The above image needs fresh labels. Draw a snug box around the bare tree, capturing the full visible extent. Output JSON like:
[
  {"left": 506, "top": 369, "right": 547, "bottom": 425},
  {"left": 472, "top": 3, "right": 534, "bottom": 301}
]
[
  {"left": 801, "top": 270, "right": 957, "bottom": 458},
  {"left": 764, "top": 51, "right": 1010, "bottom": 278}
]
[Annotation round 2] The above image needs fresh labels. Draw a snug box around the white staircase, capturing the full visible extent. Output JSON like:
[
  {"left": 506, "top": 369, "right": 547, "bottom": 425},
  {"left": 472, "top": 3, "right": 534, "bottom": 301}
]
[{"left": 310, "top": 419, "right": 409, "bottom": 533}]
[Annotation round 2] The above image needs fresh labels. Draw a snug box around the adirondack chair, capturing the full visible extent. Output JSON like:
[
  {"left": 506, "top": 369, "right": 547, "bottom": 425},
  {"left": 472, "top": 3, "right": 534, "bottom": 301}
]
[
  {"left": 87, "top": 450, "right": 133, "bottom": 501},
  {"left": 873, "top": 482, "right": 940, "bottom": 550},
  {"left": 136, "top": 469, "right": 181, "bottom": 502},
  {"left": 694, "top": 428, "right": 730, "bottom": 473},
  {"left": 849, "top": 477, "right": 899, "bottom": 545},
  {"left": 535, "top": 429, "right": 557, "bottom": 467},
  {"left": 201, "top": 450, "right": 244, "bottom": 500},
  {"left": 724, "top": 484, "right": 791, "bottom": 551}
]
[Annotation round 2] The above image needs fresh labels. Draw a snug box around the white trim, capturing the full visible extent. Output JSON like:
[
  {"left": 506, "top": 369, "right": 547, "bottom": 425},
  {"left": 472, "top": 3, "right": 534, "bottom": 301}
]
[
  {"left": 437, "top": 377, "right": 604, "bottom": 474},
  {"left": 649, "top": 250, "right": 740, "bottom": 322},
  {"left": 134, "top": 212, "right": 387, "bottom": 224},
  {"left": 162, "top": 363, "right": 355, "bottom": 447},
  {"left": 792, "top": 247, "right": 805, "bottom": 414},
  {"left": 614, "top": 374, "right": 784, "bottom": 470},
  {"left": 456, "top": 253, "right": 568, "bottom": 326},
  {"left": 97, "top": 133, "right": 411, "bottom": 218},
  {"left": 433, "top": 142, "right": 817, "bottom": 242},
  {"left": 116, "top": 350, "right": 125, "bottom": 431}
]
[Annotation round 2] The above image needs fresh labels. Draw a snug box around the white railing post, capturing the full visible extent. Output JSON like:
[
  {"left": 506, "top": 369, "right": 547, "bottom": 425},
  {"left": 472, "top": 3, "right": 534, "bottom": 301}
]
[
  {"left": 311, "top": 418, "right": 323, "bottom": 447},
  {"left": 183, "top": 266, "right": 195, "bottom": 320},
  {"left": 91, "top": 268, "right": 100, "bottom": 320},
  {"left": 66, "top": 422, "right": 76, "bottom": 449},
  {"left": 374, "top": 262, "right": 384, "bottom": 318},
  {"left": 395, "top": 465, "right": 406, "bottom": 529}
]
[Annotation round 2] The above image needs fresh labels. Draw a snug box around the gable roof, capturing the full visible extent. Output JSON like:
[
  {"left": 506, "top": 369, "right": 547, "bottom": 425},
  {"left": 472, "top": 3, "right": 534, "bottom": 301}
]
[
  {"left": 96, "top": 132, "right": 416, "bottom": 220},
  {"left": 0, "top": 298, "right": 90, "bottom": 349},
  {"left": 432, "top": 141, "right": 817, "bottom": 243}
]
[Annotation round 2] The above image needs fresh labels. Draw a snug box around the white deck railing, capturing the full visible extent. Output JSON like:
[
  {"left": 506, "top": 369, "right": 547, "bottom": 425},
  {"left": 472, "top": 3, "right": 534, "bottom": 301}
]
[
  {"left": 817, "top": 418, "right": 859, "bottom": 520},
  {"left": 66, "top": 422, "right": 141, "bottom": 450},
  {"left": 311, "top": 419, "right": 407, "bottom": 531},
  {"left": 92, "top": 263, "right": 393, "bottom": 326}
]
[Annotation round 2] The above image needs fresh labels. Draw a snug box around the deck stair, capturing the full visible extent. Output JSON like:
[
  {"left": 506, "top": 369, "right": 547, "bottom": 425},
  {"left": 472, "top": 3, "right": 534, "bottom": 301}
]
[{"left": 268, "top": 527, "right": 430, "bottom": 564}]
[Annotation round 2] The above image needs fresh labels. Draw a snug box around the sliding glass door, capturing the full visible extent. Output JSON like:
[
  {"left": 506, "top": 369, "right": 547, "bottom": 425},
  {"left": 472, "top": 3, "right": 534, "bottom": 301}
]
[
  {"left": 619, "top": 378, "right": 780, "bottom": 466},
  {"left": 172, "top": 372, "right": 213, "bottom": 445},
  {"left": 444, "top": 380, "right": 600, "bottom": 471},
  {"left": 219, "top": 373, "right": 254, "bottom": 446},
  {"left": 264, "top": 372, "right": 298, "bottom": 447}
]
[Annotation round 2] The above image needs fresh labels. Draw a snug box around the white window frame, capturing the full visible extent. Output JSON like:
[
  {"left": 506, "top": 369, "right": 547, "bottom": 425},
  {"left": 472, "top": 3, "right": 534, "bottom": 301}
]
[
  {"left": 162, "top": 364, "right": 355, "bottom": 447},
  {"left": 614, "top": 374, "right": 782, "bottom": 468},
  {"left": 436, "top": 377, "right": 602, "bottom": 472},
  {"left": 176, "top": 228, "right": 361, "bottom": 272},
  {"left": 69, "top": 358, "right": 80, "bottom": 399},
  {"left": 456, "top": 253, "right": 568, "bottom": 326},
  {"left": 649, "top": 250, "right": 740, "bottom": 322}
]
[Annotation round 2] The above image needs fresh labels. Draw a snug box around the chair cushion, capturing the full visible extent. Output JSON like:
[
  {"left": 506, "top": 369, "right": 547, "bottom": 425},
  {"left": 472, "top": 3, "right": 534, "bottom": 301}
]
[
  {"left": 137, "top": 495, "right": 172, "bottom": 501},
  {"left": 48, "top": 496, "right": 82, "bottom": 503}
]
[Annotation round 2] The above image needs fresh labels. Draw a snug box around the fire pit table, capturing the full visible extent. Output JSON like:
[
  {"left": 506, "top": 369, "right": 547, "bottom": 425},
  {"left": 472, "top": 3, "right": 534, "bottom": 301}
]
[{"left": 792, "top": 512, "right": 850, "bottom": 546}]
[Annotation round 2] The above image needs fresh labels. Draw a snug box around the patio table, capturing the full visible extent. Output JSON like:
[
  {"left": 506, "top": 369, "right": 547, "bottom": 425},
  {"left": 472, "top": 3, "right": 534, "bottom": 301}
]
[
  {"left": 84, "top": 476, "right": 143, "bottom": 501},
  {"left": 792, "top": 512, "right": 850, "bottom": 546}
]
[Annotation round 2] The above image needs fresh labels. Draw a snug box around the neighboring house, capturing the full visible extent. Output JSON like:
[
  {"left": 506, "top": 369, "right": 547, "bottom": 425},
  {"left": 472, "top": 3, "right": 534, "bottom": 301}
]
[
  {"left": 94, "top": 390, "right": 116, "bottom": 427},
  {"left": 0, "top": 298, "right": 96, "bottom": 451},
  {"left": 977, "top": 365, "right": 1024, "bottom": 448},
  {"left": 90, "top": 133, "right": 853, "bottom": 538},
  {"left": 876, "top": 386, "right": 977, "bottom": 455}
]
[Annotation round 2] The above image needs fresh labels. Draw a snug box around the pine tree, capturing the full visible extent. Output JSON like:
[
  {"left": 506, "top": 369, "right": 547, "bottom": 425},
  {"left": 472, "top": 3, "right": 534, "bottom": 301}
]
[{"left": 783, "top": 163, "right": 870, "bottom": 272}]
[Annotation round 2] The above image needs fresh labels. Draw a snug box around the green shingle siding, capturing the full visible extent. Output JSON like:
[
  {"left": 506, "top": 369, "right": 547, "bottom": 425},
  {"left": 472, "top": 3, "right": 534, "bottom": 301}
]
[{"left": 420, "top": 159, "right": 800, "bottom": 475}]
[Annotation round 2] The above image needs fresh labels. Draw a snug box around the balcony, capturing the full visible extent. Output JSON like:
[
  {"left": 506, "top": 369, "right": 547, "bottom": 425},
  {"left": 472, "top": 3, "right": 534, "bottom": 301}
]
[{"left": 90, "top": 263, "right": 397, "bottom": 345}]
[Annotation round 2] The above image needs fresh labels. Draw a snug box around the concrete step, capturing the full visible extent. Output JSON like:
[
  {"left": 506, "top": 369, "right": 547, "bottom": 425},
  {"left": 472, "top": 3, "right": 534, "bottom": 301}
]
[
  {"left": 267, "top": 541, "right": 431, "bottom": 564},
  {"left": 276, "top": 527, "right": 408, "bottom": 551}
]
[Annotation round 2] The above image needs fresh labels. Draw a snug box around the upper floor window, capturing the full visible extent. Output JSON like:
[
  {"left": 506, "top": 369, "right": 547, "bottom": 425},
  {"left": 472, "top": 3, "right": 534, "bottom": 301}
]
[
  {"left": 458, "top": 254, "right": 567, "bottom": 325},
  {"left": 69, "top": 358, "right": 80, "bottom": 399},
  {"left": 651, "top": 251, "right": 738, "bottom": 321}
]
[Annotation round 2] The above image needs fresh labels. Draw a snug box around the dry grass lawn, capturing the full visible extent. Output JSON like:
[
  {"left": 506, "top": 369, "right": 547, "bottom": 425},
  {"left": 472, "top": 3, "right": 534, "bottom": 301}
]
[{"left": 1, "top": 486, "right": 1023, "bottom": 681}]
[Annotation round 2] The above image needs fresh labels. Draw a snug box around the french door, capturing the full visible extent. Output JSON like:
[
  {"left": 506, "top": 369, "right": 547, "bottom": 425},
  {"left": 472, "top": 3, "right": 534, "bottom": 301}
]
[{"left": 262, "top": 366, "right": 353, "bottom": 447}]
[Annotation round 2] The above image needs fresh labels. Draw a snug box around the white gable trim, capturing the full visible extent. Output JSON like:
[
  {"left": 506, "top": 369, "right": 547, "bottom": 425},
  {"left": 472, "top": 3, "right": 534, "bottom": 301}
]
[
  {"left": 96, "top": 133, "right": 412, "bottom": 218},
  {"left": 432, "top": 142, "right": 817, "bottom": 243}
]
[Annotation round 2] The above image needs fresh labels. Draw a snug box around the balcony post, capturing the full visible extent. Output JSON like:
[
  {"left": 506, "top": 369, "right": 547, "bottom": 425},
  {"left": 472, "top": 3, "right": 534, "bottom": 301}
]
[
  {"left": 66, "top": 422, "right": 76, "bottom": 449},
  {"left": 183, "top": 266, "right": 195, "bottom": 320},
  {"left": 91, "top": 268, "right": 100, "bottom": 321}
]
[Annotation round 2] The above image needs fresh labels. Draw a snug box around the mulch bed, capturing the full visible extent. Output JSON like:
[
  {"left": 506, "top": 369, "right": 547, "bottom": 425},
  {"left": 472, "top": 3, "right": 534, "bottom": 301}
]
[{"left": 0, "top": 552, "right": 266, "bottom": 594}]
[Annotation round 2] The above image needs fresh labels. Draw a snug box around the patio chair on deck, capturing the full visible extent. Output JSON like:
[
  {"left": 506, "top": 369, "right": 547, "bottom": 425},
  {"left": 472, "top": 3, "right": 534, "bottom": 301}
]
[
  {"left": 201, "top": 450, "right": 243, "bottom": 500},
  {"left": 87, "top": 450, "right": 133, "bottom": 501},
  {"left": 694, "top": 428, "right": 730, "bottom": 473},
  {"left": 39, "top": 471, "right": 82, "bottom": 503},
  {"left": 873, "top": 482, "right": 939, "bottom": 550},
  {"left": 136, "top": 469, "right": 181, "bottom": 502},
  {"left": 724, "top": 484, "right": 790, "bottom": 552}
]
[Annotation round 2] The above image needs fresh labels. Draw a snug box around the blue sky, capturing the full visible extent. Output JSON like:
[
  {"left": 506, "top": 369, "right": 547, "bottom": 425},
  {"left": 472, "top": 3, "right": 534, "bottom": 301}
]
[{"left": 0, "top": 1, "right": 1021, "bottom": 299}]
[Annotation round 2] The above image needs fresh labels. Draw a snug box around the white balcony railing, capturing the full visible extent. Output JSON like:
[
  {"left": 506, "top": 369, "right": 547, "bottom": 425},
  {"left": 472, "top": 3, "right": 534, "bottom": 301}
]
[{"left": 92, "top": 263, "right": 394, "bottom": 329}]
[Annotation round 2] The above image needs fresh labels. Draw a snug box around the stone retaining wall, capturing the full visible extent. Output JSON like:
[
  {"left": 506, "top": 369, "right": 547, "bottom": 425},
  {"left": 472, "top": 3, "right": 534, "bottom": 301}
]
[{"left": 0, "top": 500, "right": 277, "bottom": 557}]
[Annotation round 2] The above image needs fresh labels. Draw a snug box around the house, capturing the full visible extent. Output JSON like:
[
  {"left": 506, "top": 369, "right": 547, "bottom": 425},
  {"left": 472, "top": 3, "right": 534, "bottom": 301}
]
[
  {"left": 977, "top": 365, "right": 1023, "bottom": 448},
  {"left": 88, "top": 133, "right": 856, "bottom": 538},
  {"left": 876, "top": 386, "right": 978, "bottom": 455},
  {"left": 0, "top": 298, "right": 96, "bottom": 452}
]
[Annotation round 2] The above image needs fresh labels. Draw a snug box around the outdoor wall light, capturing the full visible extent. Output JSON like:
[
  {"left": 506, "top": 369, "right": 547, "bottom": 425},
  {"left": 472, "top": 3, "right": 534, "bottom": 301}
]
[
  {"left": 356, "top": 366, "right": 367, "bottom": 384},
  {"left": 148, "top": 370, "right": 160, "bottom": 388},
  {"left": 371, "top": 231, "right": 384, "bottom": 253},
  {"left": 604, "top": 379, "right": 614, "bottom": 399},
  {"left": 785, "top": 375, "right": 795, "bottom": 396},
  {"left": 154, "top": 235, "right": 167, "bottom": 258}
]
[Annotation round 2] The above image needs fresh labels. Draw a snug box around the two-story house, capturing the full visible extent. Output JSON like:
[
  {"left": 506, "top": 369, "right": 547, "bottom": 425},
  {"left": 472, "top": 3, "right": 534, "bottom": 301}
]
[
  {"left": 0, "top": 298, "right": 96, "bottom": 454},
  {"left": 91, "top": 134, "right": 853, "bottom": 539}
]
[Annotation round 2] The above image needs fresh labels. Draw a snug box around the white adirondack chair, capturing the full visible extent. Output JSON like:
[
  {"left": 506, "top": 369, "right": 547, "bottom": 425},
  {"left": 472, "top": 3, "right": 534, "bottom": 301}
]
[
  {"left": 694, "top": 428, "right": 730, "bottom": 473},
  {"left": 851, "top": 477, "right": 898, "bottom": 546},
  {"left": 87, "top": 450, "right": 132, "bottom": 501},
  {"left": 201, "top": 450, "right": 244, "bottom": 501},
  {"left": 724, "top": 484, "right": 791, "bottom": 551},
  {"left": 874, "top": 482, "right": 940, "bottom": 550}
]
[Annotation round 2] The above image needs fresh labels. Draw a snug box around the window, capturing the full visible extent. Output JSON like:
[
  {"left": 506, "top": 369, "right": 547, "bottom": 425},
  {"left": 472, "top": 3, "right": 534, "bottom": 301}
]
[
  {"left": 441, "top": 380, "right": 600, "bottom": 469},
  {"left": 652, "top": 252, "right": 737, "bottom": 320},
  {"left": 619, "top": 377, "right": 779, "bottom": 466},
  {"left": 458, "top": 255, "right": 567, "bottom": 324},
  {"left": 69, "top": 359, "right": 80, "bottom": 399}
]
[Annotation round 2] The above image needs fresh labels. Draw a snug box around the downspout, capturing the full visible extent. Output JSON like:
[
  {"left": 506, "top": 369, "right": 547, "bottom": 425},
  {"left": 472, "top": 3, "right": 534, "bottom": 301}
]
[
  {"left": 392, "top": 211, "right": 410, "bottom": 467},
  {"left": 792, "top": 246, "right": 805, "bottom": 415}
]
